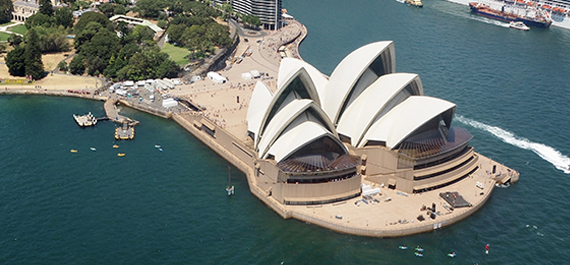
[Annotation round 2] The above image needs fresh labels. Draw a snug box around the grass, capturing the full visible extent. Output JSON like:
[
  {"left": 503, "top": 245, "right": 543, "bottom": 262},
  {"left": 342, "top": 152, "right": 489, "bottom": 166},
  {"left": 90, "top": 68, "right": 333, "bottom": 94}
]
[
  {"left": 161, "top": 43, "right": 190, "bottom": 66},
  {"left": 0, "top": 21, "right": 14, "bottom": 27},
  {"left": 8, "top": 24, "right": 27, "bottom": 35},
  {"left": 0, "top": 32, "right": 11, "bottom": 41}
]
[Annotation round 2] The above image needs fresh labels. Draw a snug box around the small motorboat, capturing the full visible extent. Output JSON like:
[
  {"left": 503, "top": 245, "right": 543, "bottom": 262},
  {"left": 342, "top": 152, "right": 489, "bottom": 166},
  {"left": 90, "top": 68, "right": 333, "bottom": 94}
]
[
  {"left": 154, "top": 144, "right": 161, "bottom": 149},
  {"left": 415, "top": 252, "right": 424, "bottom": 257},
  {"left": 117, "top": 153, "right": 125, "bottom": 157},
  {"left": 447, "top": 251, "right": 457, "bottom": 257},
  {"left": 90, "top": 147, "right": 97, "bottom": 151},
  {"left": 405, "top": 0, "right": 423, "bottom": 7},
  {"left": 509, "top": 21, "right": 530, "bottom": 31},
  {"left": 415, "top": 246, "right": 424, "bottom": 252},
  {"left": 399, "top": 245, "right": 408, "bottom": 250},
  {"left": 70, "top": 149, "right": 78, "bottom": 153}
]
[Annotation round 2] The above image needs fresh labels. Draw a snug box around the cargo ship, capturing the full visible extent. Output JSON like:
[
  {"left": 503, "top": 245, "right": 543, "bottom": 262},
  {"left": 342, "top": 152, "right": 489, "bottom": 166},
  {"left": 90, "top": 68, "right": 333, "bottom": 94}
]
[{"left": 468, "top": 2, "right": 553, "bottom": 28}]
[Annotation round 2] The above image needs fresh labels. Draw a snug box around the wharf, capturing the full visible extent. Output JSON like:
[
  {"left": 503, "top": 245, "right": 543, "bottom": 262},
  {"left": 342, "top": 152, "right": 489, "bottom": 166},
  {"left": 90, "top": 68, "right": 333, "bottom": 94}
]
[
  {"left": 73, "top": 112, "right": 97, "bottom": 127},
  {"left": 104, "top": 98, "right": 139, "bottom": 126}
]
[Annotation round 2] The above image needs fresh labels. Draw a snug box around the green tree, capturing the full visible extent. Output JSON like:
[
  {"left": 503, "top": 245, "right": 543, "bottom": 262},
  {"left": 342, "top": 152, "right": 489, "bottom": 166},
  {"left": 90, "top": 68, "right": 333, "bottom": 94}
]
[
  {"left": 39, "top": 0, "right": 54, "bottom": 16},
  {"left": 74, "top": 11, "right": 114, "bottom": 35},
  {"left": 99, "top": 2, "right": 115, "bottom": 18},
  {"left": 0, "top": 0, "right": 13, "bottom": 23},
  {"left": 0, "top": 43, "right": 5, "bottom": 54},
  {"left": 5, "top": 45, "right": 26, "bottom": 76},
  {"left": 114, "top": 4, "right": 127, "bottom": 15},
  {"left": 69, "top": 55, "right": 85, "bottom": 75},
  {"left": 8, "top": 34, "right": 23, "bottom": 47},
  {"left": 25, "top": 13, "right": 55, "bottom": 28},
  {"left": 55, "top": 8, "right": 74, "bottom": 28},
  {"left": 24, "top": 28, "right": 45, "bottom": 80},
  {"left": 58, "top": 61, "right": 68, "bottom": 72},
  {"left": 135, "top": 0, "right": 165, "bottom": 18}
]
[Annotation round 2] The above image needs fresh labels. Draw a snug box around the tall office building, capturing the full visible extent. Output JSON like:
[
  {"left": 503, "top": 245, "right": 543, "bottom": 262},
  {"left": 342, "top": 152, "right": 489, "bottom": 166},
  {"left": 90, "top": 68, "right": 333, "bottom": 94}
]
[{"left": 226, "top": 0, "right": 282, "bottom": 30}]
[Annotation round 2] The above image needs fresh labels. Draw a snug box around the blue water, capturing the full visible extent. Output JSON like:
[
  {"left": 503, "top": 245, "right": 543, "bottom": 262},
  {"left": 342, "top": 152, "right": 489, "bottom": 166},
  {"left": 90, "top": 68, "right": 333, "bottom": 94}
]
[{"left": 2, "top": 0, "right": 570, "bottom": 263}]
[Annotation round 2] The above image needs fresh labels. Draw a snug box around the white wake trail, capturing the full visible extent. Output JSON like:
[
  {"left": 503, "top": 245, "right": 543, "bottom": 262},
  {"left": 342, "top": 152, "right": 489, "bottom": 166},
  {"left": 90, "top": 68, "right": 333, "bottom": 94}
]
[{"left": 455, "top": 116, "right": 570, "bottom": 174}]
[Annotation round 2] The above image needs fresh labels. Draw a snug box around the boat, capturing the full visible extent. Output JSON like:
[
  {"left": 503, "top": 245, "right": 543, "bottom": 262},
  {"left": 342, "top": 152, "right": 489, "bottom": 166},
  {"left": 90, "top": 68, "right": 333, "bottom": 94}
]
[
  {"left": 405, "top": 0, "right": 423, "bottom": 7},
  {"left": 469, "top": 2, "right": 552, "bottom": 28},
  {"left": 113, "top": 144, "right": 119, "bottom": 148},
  {"left": 415, "top": 252, "right": 424, "bottom": 257},
  {"left": 226, "top": 166, "right": 235, "bottom": 196},
  {"left": 90, "top": 147, "right": 97, "bottom": 151},
  {"left": 509, "top": 21, "right": 530, "bottom": 30},
  {"left": 117, "top": 153, "right": 125, "bottom": 157},
  {"left": 70, "top": 149, "right": 78, "bottom": 153},
  {"left": 447, "top": 251, "right": 457, "bottom": 257},
  {"left": 154, "top": 144, "right": 161, "bottom": 148},
  {"left": 415, "top": 246, "right": 424, "bottom": 252},
  {"left": 399, "top": 245, "right": 408, "bottom": 250}
]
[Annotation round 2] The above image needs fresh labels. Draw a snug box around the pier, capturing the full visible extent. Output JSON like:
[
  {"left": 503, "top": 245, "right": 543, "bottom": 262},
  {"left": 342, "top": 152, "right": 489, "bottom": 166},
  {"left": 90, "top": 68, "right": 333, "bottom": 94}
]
[
  {"left": 73, "top": 112, "right": 97, "bottom": 127},
  {"left": 104, "top": 98, "right": 139, "bottom": 126}
]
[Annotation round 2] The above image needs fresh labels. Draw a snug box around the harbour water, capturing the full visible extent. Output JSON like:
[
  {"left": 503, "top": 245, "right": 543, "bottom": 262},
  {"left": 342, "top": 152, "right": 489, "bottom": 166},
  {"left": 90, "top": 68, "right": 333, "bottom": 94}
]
[{"left": 2, "top": 0, "right": 570, "bottom": 263}]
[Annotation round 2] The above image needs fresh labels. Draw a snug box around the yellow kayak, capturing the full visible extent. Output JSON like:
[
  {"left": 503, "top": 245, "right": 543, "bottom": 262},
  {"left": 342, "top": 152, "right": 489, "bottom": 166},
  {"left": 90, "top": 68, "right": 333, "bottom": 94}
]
[
  {"left": 70, "top": 149, "right": 78, "bottom": 153},
  {"left": 113, "top": 145, "right": 119, "bottom": 148},
  {"left": 117, "top": 153, "right": 125, "bottom": 157}
]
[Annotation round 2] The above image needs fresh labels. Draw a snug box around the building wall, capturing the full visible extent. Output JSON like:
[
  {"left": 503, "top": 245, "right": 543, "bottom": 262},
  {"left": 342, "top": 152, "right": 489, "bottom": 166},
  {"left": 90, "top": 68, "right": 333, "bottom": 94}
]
[{"left": 232, "top": 0, "right": 282, "bottom": 30}]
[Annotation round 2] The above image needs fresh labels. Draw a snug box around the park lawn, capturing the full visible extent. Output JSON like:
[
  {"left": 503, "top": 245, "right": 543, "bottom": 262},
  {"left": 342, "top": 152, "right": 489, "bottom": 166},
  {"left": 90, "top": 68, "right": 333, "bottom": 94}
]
[
  {"left": 161, "top": 43, "right": 190, "bottom": 66},
  {"left": 8, "top": 24, "right": 27, "bottom": 35},
  {"left": 0, "top": 21, "right": 14, "bottom": 27},
  {"left": 0, "top": 32, "right": 11, "bottom": 41}
]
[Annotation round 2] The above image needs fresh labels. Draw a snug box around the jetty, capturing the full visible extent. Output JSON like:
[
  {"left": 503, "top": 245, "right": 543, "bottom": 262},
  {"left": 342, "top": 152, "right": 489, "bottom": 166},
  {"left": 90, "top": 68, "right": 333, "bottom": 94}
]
[
  {"left": 104, "top": 98, "right": 139, "bottom": 126},
  {"left": 73, "top": 112, "right": 97, "bottom": 127},
  {"left": 115, "top": 122, "right": 135, "bottom": 140}
]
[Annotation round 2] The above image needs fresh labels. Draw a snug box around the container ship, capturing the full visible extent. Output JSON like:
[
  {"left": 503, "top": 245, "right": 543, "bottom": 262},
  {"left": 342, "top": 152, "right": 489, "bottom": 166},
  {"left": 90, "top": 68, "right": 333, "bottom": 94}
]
[{"left": 469, "top": 2, "right": 553, "bottom": 27}]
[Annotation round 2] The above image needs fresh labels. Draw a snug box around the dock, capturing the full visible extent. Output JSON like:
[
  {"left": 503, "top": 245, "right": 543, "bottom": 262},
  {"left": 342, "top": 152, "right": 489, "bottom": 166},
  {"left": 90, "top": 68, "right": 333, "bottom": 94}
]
[
  {"left": 115, "top": 122, "right": 135, "bottom": 140},
  {"left": 73, "top": 112, "right": 97, "bottom": 127},
  {"left": 104, "top": 98, "right": 139, "bottom": 126}
]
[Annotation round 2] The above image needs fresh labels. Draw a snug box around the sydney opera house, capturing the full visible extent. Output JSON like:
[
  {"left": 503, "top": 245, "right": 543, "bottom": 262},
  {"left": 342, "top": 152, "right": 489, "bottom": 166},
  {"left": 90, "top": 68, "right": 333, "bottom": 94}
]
[{"left": 245, "top": 41, "right": 517, "bottom": 206}]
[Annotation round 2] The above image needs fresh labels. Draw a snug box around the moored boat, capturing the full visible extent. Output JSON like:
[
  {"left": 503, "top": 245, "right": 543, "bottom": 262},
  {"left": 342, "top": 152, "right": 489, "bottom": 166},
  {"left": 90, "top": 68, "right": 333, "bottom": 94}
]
[
  {"left": 405, "top": 0, "right": 423, "bottom": 7},
  {"left": 510, "top": 21, "right": 530, "bottom": 30},
  {"left": 469, "top": 2, "right": 552, "bottom": 28}
]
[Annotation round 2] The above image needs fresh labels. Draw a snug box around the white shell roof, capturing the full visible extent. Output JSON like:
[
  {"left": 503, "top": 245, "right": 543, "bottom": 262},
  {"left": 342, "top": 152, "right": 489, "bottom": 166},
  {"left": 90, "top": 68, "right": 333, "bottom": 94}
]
[
  {"left": 278, "top": 58, "right": 329, "bottom": 101},
  {"left": 258, "top": 67, "right": 321, "bottom": 138},
  {"left": 336, "top": 73, "right": 423, "bottom": 147},
  {"left": 265, "top": 121, "right": 348, "bottom": 162},
  {"left": 323, "top": 41, "right": 395, "bottom": 124},
  {"left": 247, "top": 81, "right": 273, "bottom": 145},
  {"left": 358, "top": 96, "right": 456, "bottom": 149},
  {"left": 257, "top": 99, "right": 336, "bottom": 159}
]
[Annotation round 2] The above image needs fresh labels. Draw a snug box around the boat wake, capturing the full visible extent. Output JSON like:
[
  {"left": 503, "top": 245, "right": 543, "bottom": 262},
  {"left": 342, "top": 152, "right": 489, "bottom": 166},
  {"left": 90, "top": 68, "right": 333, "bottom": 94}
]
[{"left": 456, "top": 116, "right": 570, "bottom": 174}]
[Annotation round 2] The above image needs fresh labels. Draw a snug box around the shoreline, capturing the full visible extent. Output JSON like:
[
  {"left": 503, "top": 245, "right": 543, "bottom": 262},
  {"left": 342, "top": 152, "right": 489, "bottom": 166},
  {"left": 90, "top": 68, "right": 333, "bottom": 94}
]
[{"left": 0, "top": 20, "right": 518, "bottom": 237}]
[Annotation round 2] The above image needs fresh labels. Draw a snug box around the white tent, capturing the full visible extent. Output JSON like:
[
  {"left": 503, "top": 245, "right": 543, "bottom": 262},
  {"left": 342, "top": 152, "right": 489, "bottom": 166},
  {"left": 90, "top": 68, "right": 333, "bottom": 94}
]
[
  {"left": 250, "top": 70, "right": 261, "bottom": 78},
  {"left": 207, "top": 72, "right": 226, "bottom": 84},
  {"left": 242, "top": 72, "right": 253, "bottom": 80},
  {"left": 162, "top": 98, "right": 178, "bottom": 108},
  {"left": 123, "top": 81, "right": 135, "bottom": 87}
]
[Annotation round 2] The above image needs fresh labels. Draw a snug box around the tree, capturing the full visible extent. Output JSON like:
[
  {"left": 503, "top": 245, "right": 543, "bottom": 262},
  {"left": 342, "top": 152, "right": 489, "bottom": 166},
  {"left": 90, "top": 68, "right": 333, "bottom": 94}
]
[
  {"left": 55, "top": 8, "right": 74, "bottom": 28},
  {"left": 0, "top": 43, "right": 5, "bottom": 54},
  {"left": 74, "top": 11, "right": 114, "bottom": 35},
  {"left": 241, "top": 14, "right": 261, "bottom": 28},
  {"left": 5, "top": 46, "right": 26, "bottom": 76},
  {"left": 114, "top": 4, "right": 127, "bottom": 16},
  {"left": 8, "top": 34, "right": 23, "bottom": 47},
  {"left": 0, "top": 0, "right": 13, "bottom": 24},
  {"left": 24, "top": 28, "right": 45, "bottom": 80},
  {"left": 135, "top": 0, "right": 165, "bottom": 19},
  {"left": 99, "top": 2, "right": 115, "bottom": 18},
  {"left": 69, "top": 55, "right": 85, "bottom": 75},
  {"left": 58, "top": 61, "right": 68, "bottom": 72},
  {"left": 25, "top": 13, "right": 55, "bottom": 28},
  {"left": 39, "top": 0, "right": 54, "bottom": 16}
]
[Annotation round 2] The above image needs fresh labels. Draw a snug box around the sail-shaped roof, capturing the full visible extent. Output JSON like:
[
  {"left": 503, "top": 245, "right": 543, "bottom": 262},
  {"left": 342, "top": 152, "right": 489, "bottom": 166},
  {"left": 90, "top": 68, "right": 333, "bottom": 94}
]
[
  {"left": 247, "top": 81, "right": 273, "bottom": 145},
  {"left": 358, "top": 96, "right": 456, "bottom": 149},
  {"left": 336, "top": 73, "right": 423, "bottom": 147},
  {"left": 323, "top": 41, "right": 396, "bottom": 124}
]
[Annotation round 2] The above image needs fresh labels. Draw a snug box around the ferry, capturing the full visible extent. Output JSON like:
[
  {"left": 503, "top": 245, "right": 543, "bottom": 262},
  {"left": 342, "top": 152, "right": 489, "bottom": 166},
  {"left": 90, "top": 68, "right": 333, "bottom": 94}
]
[
  {"left": 406, "top": 0, "right": 424, "bottom": 7},
  {"left": 469, "top": 2, "right": 552, "bottom": 27}
]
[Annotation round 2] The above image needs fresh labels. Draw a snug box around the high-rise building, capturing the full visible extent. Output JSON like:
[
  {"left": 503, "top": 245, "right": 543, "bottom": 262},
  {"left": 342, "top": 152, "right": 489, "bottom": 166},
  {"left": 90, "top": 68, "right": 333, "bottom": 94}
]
[{"left": 229, "top": 0, "right": 282, "bottom": 30}]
